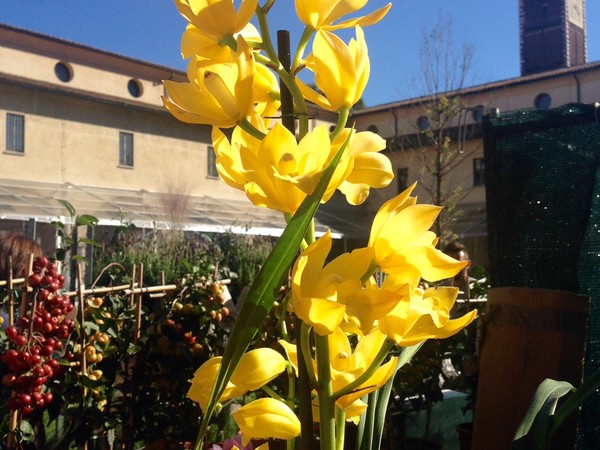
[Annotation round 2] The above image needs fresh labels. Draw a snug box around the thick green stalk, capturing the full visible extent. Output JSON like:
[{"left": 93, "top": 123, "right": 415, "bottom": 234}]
[{"left": 315, "top": 334, "right": 336, "bottom": 450}]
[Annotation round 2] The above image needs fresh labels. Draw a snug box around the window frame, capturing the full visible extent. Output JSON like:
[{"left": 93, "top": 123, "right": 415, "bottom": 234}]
[
  {"left": 119, "top": 131, "right": 134, "bottom": 168},
  {"left": 473, "top": 157, "right": 485, "bottom": 186},
  {"left": 6, "top": 113, "right": 25, "bottom": 154}
]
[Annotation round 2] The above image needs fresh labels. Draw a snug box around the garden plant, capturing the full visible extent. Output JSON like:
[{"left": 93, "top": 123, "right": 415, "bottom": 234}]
[{"left": 160, "top": 1, "right": 478, "bottom": 450}]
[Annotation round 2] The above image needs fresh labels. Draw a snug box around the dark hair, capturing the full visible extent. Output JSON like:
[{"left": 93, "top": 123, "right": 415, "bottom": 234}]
[
  {"left": 442, "top": 241, "right": 467, "bottom": 255},
  {"left": 0, "top": 231, "right": 43, "bottom": 279}
]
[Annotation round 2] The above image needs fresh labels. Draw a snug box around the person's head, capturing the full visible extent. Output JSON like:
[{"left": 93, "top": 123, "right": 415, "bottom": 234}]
[
  {"left": 0, "top": 231, "right": 43, "bottom": 279},
  {"left": 443, "top": 241, "right": 471, "bottom": 286}
]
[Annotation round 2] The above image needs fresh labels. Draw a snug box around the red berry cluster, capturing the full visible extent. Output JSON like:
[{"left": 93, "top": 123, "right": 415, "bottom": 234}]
[{"left": 1, "top": 256, "right": 75, "bottom": 415}]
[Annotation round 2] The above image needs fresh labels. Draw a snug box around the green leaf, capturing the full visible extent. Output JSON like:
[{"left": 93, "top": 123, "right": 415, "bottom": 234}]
[
  {"left": 79, "top": 237, "right": 102, "bottom": 247},
  {"left": 551, "top": 369, "right": 600, "bottom": 435},
  {"left": 194, "top": 132, "right": 353, "bottom": 450},
  {"left": 51, "top": 220, "right": 65, "bottom": 232},
  {"left": 80, "top": 375, "right": 105, "bottom": 389},
  {"left": 512, "top": 379, "right": 574, "bottom": 450},
  {"left": 75, "top": 214, "right": 99, "bottom": 227},
  {"left": 127, "top": 343, "right": 142, "bottom": 355},
  {"left": 72, "top": 255, "right": 89, "bottom": 263},
  {"left": 18, "top": 419, "right": 35, "bottom": 442},
  {"left": 357, "top": 342, "right": 425, "bottom": 450},
  {"left": 57, "top": 199, "right": 76, "bottom": 218}
]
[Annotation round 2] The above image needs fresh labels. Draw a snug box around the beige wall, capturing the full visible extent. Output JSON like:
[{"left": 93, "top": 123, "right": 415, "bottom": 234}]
[
  {"left": 0, "top": 46, "right": 167, "bottom": 108},
  {"left": 0, "top": 82, "right": 248, "bottom": 202}
]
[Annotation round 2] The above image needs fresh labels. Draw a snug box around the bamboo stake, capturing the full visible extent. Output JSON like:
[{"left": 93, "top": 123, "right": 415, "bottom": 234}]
[
  {"left": 134, "top": 264, "right": 143, "bottom": 343},
  {"left": 7, "top": 257, "right": 14, "bottom": 326},
  {"left": 128, "top": 264, "right": 136, "bottom": 310}
]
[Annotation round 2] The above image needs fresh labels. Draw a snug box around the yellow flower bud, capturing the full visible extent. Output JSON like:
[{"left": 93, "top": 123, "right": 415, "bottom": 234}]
[{"left": 233, "top": 398, "right": 300, "bottom": 445}]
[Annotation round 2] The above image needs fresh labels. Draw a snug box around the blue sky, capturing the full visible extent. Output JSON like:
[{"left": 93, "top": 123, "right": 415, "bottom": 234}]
[{"left": 1, "top": 1, "right": 599, "bottom": 107}]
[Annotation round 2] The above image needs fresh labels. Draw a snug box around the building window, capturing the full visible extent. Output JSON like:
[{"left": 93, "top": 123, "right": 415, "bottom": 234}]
[
  {"left": 119, "top": 132, "right": 134, "bottom": 167},
  {"left": 207, "top": 146, "right": 218, "bottom": 178},
  {"left": 367, "top": 125, "right": 379, "bottom": 133},
  {"left": 127, "top": 79, "right": 143, "bottom": 98},
  {"left": 471, "top": 105, "right": 485, "bottom": 122},
  {"left": 397, "top": 167, "right": 408, "bottom": 192},
  {"left": 6, "top": 113, "right": 24, "bottom": 153},
  {"left": 473, "top": 157, "right": 485, "bottom": 186},
  {"left": 534, "top": 93, "right": 552, "bottom": 109},
  {"left": 417, "top": 115, "right": 430, "bottom": 131},
  {"left": 54, "top": 62, "right": 73, "bottom": 82}
]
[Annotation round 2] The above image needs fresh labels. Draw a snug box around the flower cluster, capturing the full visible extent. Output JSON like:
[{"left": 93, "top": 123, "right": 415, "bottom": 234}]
[{"left": 163, "top": 1, "right": 477, "bottom": 449}]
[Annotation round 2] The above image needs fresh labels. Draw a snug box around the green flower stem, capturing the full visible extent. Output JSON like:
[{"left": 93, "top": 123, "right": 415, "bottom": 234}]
[
  {"left": 332, "top": 339, "right": 395, "bottom": 401},
  {"left": 300, "top": 322, "right": 318, "bottom": 388},
  {"left": 360, "top": 260, "right": 380, "bottom": 285},
  {"left": 261, "top": 0, "right": 275, "bottom": 12},
  {"left": 296, "top": 317, "right": 315, "bottom": 450},
  {"left": 315, "top": 333, "right": 336, "bottom": 450},
  {"left": 335, "top": 408, "right": 347, "bottom": 450},
  {"left": 238, "top": 118, "right": 267, "bottom": 140},
  {"left": 219, "top": 33, "right": 238, "bottom": 51},
  {"left": 256, "top": 7, "right": 310, "bottom": 138},
  {"left": 305, "top": 219, "right": 315, "bottom": 246},
  {"left": 262, "top": 385, "right": 286, "bottom": 402},
  {"left": 278, "top": 68, "right": 310, "bottom": 138},
  {"left": 256, "top": 5, "right": 281, "bottom": 69},
  {"left": 292, "top": 26, "right": 315, "bottom": 73},
  {"left": 330, "top": 108, "right": 350, "bottom": 142}
]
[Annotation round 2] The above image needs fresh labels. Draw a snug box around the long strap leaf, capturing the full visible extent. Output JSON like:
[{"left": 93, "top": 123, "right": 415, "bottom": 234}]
[
  {"left": 356, "top": 342, "right": 424, "bottom": 450},
  {"left": 194, "top": 133, "right": 352, "bottom": 450}
]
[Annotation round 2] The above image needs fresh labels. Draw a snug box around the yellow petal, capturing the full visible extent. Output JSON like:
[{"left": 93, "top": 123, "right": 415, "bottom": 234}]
[
  {"left": 324, "top": 4, "right": 392, "bottom": 30},
  {"left": 233, "top": 398, "right": 301, "bottom": 445},
  {"left": 278, "top": 340, "right": 299, "bottom": 375},
  {"left": 212, "top": 127, "right": 247, "bottom": 190},
  {"left": 231, "top": 348, "right": 287, "bottom": 391},
  {"left": 188, "top": 357, "right": 245, "bottom": 410},
  {"left": 369, "top": 183, "right": 418, "bottom": 247}
]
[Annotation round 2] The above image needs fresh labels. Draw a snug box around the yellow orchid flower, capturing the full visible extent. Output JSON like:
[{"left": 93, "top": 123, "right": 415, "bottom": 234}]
[
  {"left": 333, "top": 128, "right": 394, "bottom": 205},
  {"left": 295, "top": 0, "right": 391, "bottom": 30},
  {"left": 213, "top": 123, "right": 351, "bottom": 214},
  {"left": 378, "top": 281, "right": 478, "bottom": 346},
  {"left": 187, "top": 356, "right": 245, "bottom": 411},
  {"left": 311, "top": 396, "right": 368, "bottom": 424},
  {"left": 291, "top": 230, "right": 375, "bottom": 335},
  {"left": 163, "top": 36, "right": 255, "bottom": 128},
  {"left": 368, "top": 183, "right": 468, "bottom": 281},
  {"left": 174, "top": 0, "right": 258, "bottom": 41},
  {"left": 298, "top": 27, "right": 369, "bottom": 112},
  {"left": 279, "top": 329, "right": 397, "bottom": 411},
  {"left": 328, "top": 328, "right": 397, "bottom": 409},
  {"left": 187, "top": 348, "right": 286, "bottom": 410},
  {"left": 181, "top": 22, "right": 261, "bottom": 61},
  {"left": 340, "top": 275, "right": 410, "bottom": 336},
  {"left": 232, "top": 398, "right": 301, "bottom": 445}
]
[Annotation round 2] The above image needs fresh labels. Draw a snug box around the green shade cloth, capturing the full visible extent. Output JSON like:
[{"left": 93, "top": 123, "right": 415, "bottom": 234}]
[{"left": 483, "top": 103, "right": 600, "bottom": 448}]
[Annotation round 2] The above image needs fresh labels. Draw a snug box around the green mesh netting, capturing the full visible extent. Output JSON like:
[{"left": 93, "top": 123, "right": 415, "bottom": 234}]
[{"left": 483, "top": 103, "right": 600, "bottom": 449}]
